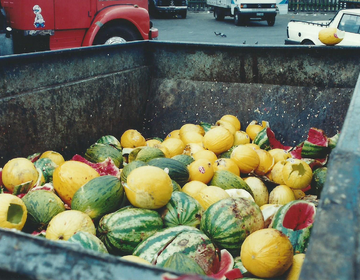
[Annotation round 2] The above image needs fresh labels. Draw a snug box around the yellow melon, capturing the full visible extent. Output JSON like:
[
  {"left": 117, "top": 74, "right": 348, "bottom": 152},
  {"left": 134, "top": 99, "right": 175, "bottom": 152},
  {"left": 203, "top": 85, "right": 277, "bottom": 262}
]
[
  {"left": 194, "top": 185, "right": 230, "bottom": 210},
  {"left": 203, "top": 126, "right": 234, "bottom": 155},
  {"left": 40, "top": 151, "right": 65, "bottom": 166},
  {"left": 120, "top": 129, "right": 146, "bottom": 148},
  {"left": 0, "top": 193, "right": 27, "bottom": 231},
  {"left": 188, "top": 158, "right": 214, "bottom": 184},
  {"left": 318, "top": 27, "right": 345, "bottom": 46}
]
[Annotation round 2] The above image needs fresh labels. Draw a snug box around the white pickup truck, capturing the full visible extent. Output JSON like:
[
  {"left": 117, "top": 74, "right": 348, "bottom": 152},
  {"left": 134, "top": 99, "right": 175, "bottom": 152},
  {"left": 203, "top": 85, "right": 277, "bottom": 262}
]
[{"left": 285, "top": 9, "right": 360, "bottom": 45}]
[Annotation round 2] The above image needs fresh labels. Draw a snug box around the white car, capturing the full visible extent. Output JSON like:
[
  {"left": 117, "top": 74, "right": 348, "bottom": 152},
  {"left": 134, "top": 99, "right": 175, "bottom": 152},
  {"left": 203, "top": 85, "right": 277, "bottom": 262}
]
[{"left": 285, "top": 9, "right": 360, "bottom": 45}]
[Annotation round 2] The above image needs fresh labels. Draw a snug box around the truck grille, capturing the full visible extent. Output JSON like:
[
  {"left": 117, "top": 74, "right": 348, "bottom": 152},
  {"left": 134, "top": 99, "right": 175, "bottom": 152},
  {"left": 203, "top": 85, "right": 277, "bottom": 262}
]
[{"left": 157, "top": 0, "right": 187, "bottom": 6}]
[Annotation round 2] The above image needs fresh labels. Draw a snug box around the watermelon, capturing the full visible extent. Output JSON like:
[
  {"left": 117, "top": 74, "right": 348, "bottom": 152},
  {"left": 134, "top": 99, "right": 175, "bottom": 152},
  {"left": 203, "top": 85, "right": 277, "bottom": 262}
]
[
  {"left": 328, "top": 132, "right": 340, "bottom": 150},
  {"left": 22, "top": 190, "right": 65, "bottom": 233},
  {"left": 209, "top": 249, "right": 243, "bottom": 280},
  {"left": 130, "top": 146, "right": 165, "bottom": 163},
  {"left": 270, "top": 200, "right": 316, "bottom": 254},
  {"left": 161, "top": 252, "right": 206, "bottom": 275},
  {"left": 71, "top": 175, "right": 124, "bottom": 222},
  {"left": 301, "top": 128, "right": 330, "bottom": 159},
  {"left": 147, "top": 157, "right": 190, "bottom": 187},
  {"left": 97, "top": 206, "right": 163, "bottom": 255},
  {"left": 171, "top": 154, "right": 195, "bottom": 166},
  {"left": 120, "top": 160, "right": 147, "bottom": 184},
  {"left": 171, "top": 180, "right": 182, "bottom": 192},
  {"left": 200, "top": 197, "right": 264, "bottom": 257},
  {"left": 199, "top": 121, "right": 212, "bottom": 133},
  {"left": 96, "top": 135, "right": 122, "bottom": 151},
  {"left": 34, "top": 158, "right": 57, "bottom": 183},
  {"left": 160, "top": 191, "right": 203, "bottom": 228},
  {"left": 67, "top": 231, "right": 108, "bottom": 254},
  {"left": 85, "top": 143, "right": 123, "bottom": 168},
  {"left": 133, "top": 225, "right": 217, "bottom": 275},
  {"left": 72, "top": 154, "right": 121, "bottom": 177},
  {"left": 310, "top": 167, "right": 327, "bottom": 198},
  {"left": 253, "top": 127, "right": 292, "bottom": 151},
  {"left": 209, "top": 170, "right": 254, "bottom": 197}
]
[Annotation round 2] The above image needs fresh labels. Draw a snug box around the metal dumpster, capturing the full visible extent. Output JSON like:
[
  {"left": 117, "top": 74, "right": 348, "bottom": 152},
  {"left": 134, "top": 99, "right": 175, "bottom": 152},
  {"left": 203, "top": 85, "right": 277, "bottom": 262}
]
[{"left": 0, "top": 41, "right": 359, "bottom": 279}]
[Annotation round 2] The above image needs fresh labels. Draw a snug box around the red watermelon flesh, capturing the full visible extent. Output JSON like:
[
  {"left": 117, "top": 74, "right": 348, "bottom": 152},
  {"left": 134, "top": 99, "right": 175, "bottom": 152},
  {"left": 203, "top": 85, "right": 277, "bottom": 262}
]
[
  {"left": 282, "top": 202, "right": 315, "bottom": 231},
  {"left": 208, "top": 249, "right": 242, "bottom": 280},
  {"left": 72, "top": 154, "right": 120, "bottom": 177},
  {"left": 307, "top": 127, "right": 328, "bottom": 146},
  {"left": 266, "top": 128, "right": 292, "bottom": 151}
]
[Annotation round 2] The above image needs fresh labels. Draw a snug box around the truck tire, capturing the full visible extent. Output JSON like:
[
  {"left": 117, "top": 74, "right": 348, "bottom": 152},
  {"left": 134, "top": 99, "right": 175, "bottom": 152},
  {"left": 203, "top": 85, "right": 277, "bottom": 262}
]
[
  {"left": 234, "top": 10, "right": 242, "bottom": 26},
  {"left": 267, "top": 16, "right": 276, "bottom": 26},
  {"left": 214, "top": 8, "right": 225, "bottom": 21},
  {"left": 301, "top": 39, "right": 315, "bottom": 45},
  {"left": 93, "top": 24, "right": 141, "bottom": 45}
]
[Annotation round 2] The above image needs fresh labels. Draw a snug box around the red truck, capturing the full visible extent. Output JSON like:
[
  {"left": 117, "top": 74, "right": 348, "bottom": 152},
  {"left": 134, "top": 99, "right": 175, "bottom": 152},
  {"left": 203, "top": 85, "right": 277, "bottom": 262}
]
[{"left": 0, "top": 0, "right": 158, "bottom": 54}]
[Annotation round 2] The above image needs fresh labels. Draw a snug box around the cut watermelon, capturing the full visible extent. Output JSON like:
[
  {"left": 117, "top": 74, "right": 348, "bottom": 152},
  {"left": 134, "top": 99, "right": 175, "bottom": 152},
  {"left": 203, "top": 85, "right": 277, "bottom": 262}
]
[
  {"left": 207, "top": 249, "right": 243, "bottom": 280},
  {"left": 253, "top": 127, "right": 292, "bottom": 151},
  {"left": 300, "top": 128, "right": 330, "bottom": 159},
  {"left": 72, "top": 154, "right": 120, "bottom": 177}
]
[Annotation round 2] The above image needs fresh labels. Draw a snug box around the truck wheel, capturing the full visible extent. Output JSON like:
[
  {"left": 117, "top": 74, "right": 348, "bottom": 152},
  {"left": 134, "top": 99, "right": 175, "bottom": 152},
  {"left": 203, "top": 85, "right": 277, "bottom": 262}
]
[
  {"left": 214, "top": 8, "right": 225, "bottom": 21},
  {"left": 234, "top": 10, "right": 242, "bottom": 26},
  {"left": 301, "top": 40, "right": 315, "bottom": 45},
  {"left": 267, "top": 17, "right": 275, "bottom": 26},
  {"left": 93, "top": 24, "right": 141, "bottom": 45},
  {"left": 179, "top": 10, "right": 187, "bottom": 19}
]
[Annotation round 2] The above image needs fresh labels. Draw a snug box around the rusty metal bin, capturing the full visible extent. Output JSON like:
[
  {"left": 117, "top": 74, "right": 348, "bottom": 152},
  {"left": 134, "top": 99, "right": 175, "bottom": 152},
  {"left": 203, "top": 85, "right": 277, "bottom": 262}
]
[{"left": 0, "top": 41, "right": 359, "bottom": 279}]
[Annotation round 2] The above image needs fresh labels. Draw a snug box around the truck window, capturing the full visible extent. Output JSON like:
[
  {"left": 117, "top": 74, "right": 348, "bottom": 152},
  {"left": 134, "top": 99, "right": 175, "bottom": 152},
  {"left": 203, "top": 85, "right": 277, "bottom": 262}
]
[{"left": 338, "top": 14, "right": 360, "bottom": 34}]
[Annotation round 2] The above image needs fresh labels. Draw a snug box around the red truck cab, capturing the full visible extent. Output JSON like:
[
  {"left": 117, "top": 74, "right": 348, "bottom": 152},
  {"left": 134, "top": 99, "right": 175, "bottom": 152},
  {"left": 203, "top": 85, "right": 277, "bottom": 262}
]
[{"left": 0, "top": 0, "right": 158, "bottom": 54}]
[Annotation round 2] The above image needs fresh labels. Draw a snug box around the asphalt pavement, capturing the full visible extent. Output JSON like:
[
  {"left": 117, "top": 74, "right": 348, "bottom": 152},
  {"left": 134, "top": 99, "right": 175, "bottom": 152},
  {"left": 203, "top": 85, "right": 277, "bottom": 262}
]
[{"left": 151, "top": 10, "right": 336, "bottom": 45}]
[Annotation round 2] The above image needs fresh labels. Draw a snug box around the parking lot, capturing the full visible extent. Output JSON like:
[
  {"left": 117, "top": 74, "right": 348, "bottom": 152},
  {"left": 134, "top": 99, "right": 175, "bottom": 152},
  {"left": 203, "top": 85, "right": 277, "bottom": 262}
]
[{"left": 151, "top": 11, "right": 336, "bottom": 45}]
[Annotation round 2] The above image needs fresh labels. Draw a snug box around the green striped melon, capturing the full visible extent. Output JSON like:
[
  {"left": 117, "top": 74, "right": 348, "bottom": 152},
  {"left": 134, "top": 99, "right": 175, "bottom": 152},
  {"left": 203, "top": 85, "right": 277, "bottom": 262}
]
[
  {"left": 131, "top": 146, "right": 166, "bottom": 163},
  {"left": 162, "top": 252, "right": 206, "bottom": 275},
  {"left": 310, "top": 167, "right": 327, "bottom": 198},
  {"left": 120, "top": 160, "right": 147, "bottom": 184},
  {"left": 270, "top": 200, "right": 316, "bottom": 254},
  {"left": 96, "top": 135, "right": 122, "bottom": 151},
  {"left": 171, "top": 180, "right": 182, "bottom": 192},
  {"left": 171, "top": 154, "right": 195, "bottom": 166},
  {"left": 97, "top": 206, "right": 163, "bottom": 255},
  {"left": 85, "top": 143, "right": 123, "bottom": 168},
  {"left": 22, "top": 190, "right": 65, "bottom": 232},
  {"left": 147, "top": 157, "right": 190, "bottom": 187},
  {"left": 160, "top": 191, "right": 203, "bottom": 228},
  {"left": 209, "top": 170, "right": 254, "bottom": 197},
  {"left": 200, "top": 197, "right": 264, "bottom": 257},
  {"left": 67, "top": 231, "right": 108, "bottom": 254},
  {"left": 71, "top": 175, "right": 124, "bottom": 222},
  {"left": 34, "top": 158, "right": 57, "bottom": 183},
  {"left": 133, "top": 225, "right": 217, "bottom": 274}
]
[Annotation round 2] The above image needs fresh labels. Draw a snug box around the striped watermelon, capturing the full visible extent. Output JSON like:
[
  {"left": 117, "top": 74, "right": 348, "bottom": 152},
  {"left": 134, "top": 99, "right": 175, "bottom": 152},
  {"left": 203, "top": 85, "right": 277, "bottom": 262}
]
[
  {"left": 96, "top": 135, "right": 122, "bottom": 151},
  {"left": 67, "top": 231, "right": 108, "bottom": 254},
  {"left": 34, "top": 158, "right": 57, "bottom": 183},
  {"left": 200, "top": 197, "right": 264, "bottom": 257},
  {"left": 131, "top": 146, "right": 166, "bottom": 163},
  {"left": 161, "top": 252, "right": 206, "bottom": 275},
  {"left": 133, "top": 225, "right": 217, "bottom": 275},
  {"left": 120, "top": 160, "right": 147, "bottom": 184},
  {"left": 160, "top": 191, "right": 203, "bottom": 228},
  {"left": 171, "top": 154, "right": 195, "bottom": 166},
  {"left": 253, "top": 127, "right": 292, "bottom": 151},
  {"left": 209, "top": 170, "right": 254, "bottom": 197},
  {"left": 270, "top": 200, "right": 316, "bottom": 254},
  {"left": 97, "top": 206, "right": 163, "bottom": 255},
  {"left": 85, "top": 143, "right": 123, "bottom": 168},
  {"left": 147, "top": 157, "right": 190, "bottom": 187},
  {"left": 71, "top": 175, "right": 124, "bottom": 222}
]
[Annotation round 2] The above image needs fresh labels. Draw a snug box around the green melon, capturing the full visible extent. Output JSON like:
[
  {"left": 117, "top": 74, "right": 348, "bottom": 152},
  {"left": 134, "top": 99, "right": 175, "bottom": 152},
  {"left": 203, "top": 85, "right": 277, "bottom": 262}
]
[
  {"left": 161, "top": 252, "right": 206, "bottom": 275},
  {"left": 171, "top": 154, "right": 195, "bottom": 166},
  {"left": 120, "top": 160, "right": 147, "bottom": 184},
  {"left": 22, "top": 190, "right": 65, "bottom": 232},
  {"left": 96, "top": 135, "right": 122, "bottom": 151},
  {"left": 270, "top": 200, "right": 316, "bottom": 254},
  {"left": 160, "top": 191, "right": 203, "bottom": 228},
  {"left": 97, "top": 207, "right": 163, "bottom": 255},
  {"left": 147, "top": 157, "right": 190, "bottom": 187},
  {"left": 133, "top": 225, "right": 217, "bottom": 275},
  {"left": 67, "top": 231, "right": 108, "bottom": 254},
  {"left": 200, "top": 197, "right": 264, "bottom": 257},
  {"left": 310, "top": 167, "right": 327, "bottom": 198},
  {"left": 34, "top": 158, "right": 57, "bottom": 183},
  {"left": 209, "top": 170, "right": 254, "bottom": 196},
  {"left": 85, "top": 143, "right": 123, "bottom": 168},
  {"left": 71, "top": 175, "right": 124, "bottom": 222},
  {"left": 171, "top": 180, "right": 182, "bottom": 192},
  {"left": 131, "top": 146, "right": 166, "bottom": 162}
]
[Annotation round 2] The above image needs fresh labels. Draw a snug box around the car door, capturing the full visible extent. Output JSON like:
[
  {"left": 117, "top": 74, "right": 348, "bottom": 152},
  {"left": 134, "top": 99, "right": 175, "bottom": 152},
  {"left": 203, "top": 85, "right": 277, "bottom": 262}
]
[
  {"left": 337, "top": 13, "right": 360, "bottom": 46},
  {"left": 54, "top": 0, "right": 92, "bottom": 30}
]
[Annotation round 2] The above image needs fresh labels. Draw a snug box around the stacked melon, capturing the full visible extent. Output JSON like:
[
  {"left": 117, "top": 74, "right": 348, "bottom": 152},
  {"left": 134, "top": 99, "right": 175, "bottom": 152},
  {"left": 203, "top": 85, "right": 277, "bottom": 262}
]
[{"left": 0, "top": 113, "right": 336, "bottom": 279}]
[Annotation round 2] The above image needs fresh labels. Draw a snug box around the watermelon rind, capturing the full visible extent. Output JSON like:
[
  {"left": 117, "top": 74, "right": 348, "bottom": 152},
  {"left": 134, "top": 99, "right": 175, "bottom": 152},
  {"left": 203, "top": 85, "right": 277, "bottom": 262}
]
[
  {"left": 67, "top": 231, "right": 108, "bottom": 254},
  {"left": 161, "top": 252, "right": 206, "bottom": 275},
  {"left": 133, "top": 225, "right": 217, "bottom": 275},
  {"left": 161, "top": 191, "right": 203, "bottom": 228},
  {"left": 96, "top": 135, "right": 122, "bottom": 152},
  {"left": 97, "top": 207, "right": 163, "bottom": 255},
  {"left": 270, "top": 200, "right": 316, "bottom": 254},
  {"left": 85, "top": 143, "right": 123, "bottom": 168},
  {"left": 34, "top": 158, "right": 57, "bottom": 183},
  {"left": 200, "top": 197, "right": 264, "bottom": 257}
]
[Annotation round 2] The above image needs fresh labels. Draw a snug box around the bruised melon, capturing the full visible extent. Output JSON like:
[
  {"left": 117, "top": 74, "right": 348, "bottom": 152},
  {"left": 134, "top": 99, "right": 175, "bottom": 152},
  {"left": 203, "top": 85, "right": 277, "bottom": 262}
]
[{"left": 319, "top": 27, "right": 345, "bottom": 46}]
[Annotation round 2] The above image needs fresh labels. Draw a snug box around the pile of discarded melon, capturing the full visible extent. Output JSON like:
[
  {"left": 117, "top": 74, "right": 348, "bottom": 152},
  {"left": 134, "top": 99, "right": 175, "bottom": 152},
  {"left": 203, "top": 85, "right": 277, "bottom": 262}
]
[{"left": 0, "top": 114, "right": 337, "bottom": 280}]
